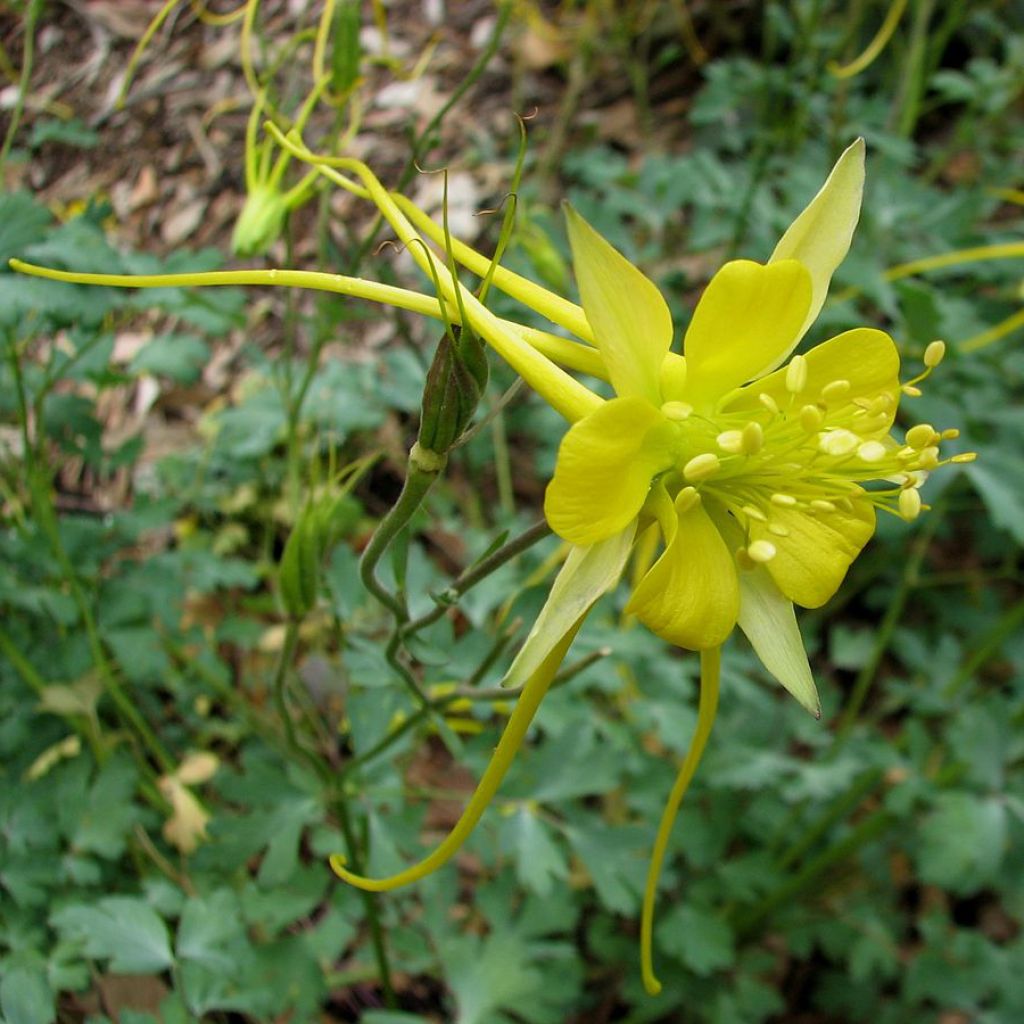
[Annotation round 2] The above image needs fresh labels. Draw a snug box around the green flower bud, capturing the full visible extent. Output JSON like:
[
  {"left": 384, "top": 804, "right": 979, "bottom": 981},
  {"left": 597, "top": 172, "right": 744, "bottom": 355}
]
[
  {"left": 279, "top": 505, "right": 322, "bottom": 618},
  {"left": 232, "top": 183, "right": 288, "bottom": 258},
  {"left": 417, "top": 327, "right": 489, "bottom": 455}
]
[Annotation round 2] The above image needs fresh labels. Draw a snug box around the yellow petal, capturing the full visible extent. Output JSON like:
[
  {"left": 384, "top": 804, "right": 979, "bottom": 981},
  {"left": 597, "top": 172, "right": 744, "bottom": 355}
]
[
  {"left": 725, "top": 327, "right": 899, "bottom": 422},
  {"left": 769, "top": 139, "right": 865, "bottom": 353},
  {"left": 710, "top": 508, "right": 820, "bottom": 716},
  {"left": 625, "top": 499, "right": 740, "bottom": 649},
  {"left": 545, "top": 397, "right": 676, "bottom": 546},
  {"left": 564, "top": 205, "right": 673, "bottom": 403},
  {"left": 750, "top": 499, "right": 875, "bottom": 608},
  {"left": 682, "top": 259, "right": 812, "bottom": 408}
]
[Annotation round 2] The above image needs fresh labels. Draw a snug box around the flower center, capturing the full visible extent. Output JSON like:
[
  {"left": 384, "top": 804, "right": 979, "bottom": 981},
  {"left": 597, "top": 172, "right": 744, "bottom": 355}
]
[{"left": 656, "top": 350, "right": 972, "bottom": 565}]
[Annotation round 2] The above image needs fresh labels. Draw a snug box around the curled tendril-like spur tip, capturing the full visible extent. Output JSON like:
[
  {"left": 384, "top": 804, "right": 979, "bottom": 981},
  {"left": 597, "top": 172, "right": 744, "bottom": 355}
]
[
  {"left": 640, "top": 646, "right": 722, "bottom": 997},
  {"left": 329, "top": 622, "right": 583, "bottom": 893}
]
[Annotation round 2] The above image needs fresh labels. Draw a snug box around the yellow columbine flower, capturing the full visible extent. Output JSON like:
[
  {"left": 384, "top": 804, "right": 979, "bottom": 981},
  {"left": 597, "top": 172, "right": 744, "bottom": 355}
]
[{"left": 10, "top": 137, "right": 971, "bottom": 997}]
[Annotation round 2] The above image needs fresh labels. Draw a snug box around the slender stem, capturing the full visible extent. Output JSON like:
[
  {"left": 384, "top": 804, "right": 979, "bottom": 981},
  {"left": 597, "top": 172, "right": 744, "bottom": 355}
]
[
  {"left": 333, "top": 795, "right": 397, "bottom": 1007},
  {"left": 832, "top": 507, "right": 941, "bottom": 747},
  {"left": 359, "top": 446, "right": 445, "bottom": 623},
  {"left": 640, "top": 646, "right": 721, "bottom": 996},
  {"left": 0, "top": 0, "right": 40, "bottom": 176},
  {"left": 272, "top": 623, "right": 302, "bottom": 750},
  {"left": 941, "top": 598, "right": 1024, "bottom": 699},
  {"left": 490, "top": 408, "right": 515, "bottom": 519},
  {"left": 401, "top": 519, "right": 552, "bottom": 638},
  {"left": 733, "top": 808, "right": 894, "bottom": 939},
  {"left": 776, "top": 767, "right": 885, "bottom": 870},
  {"left": 894, "top": 0, "right": 935, "bottom": 138},
  {"left": 27, "top": 470, "right": 176, "bottom": 777}
]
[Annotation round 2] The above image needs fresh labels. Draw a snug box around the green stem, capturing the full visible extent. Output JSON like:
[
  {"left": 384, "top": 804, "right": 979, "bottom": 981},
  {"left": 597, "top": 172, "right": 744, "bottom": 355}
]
[
  {"left": 490, "top": 407, "right": 514, "bottom": 520},
  {"left": 776, "top": 767, "right": 885, "bottom": 870},
  {"left": 894, "top": 0, "right": 935, "bottom": 138},
  {"left": 832, "top": 506, "right": 941, "bottom": 748},
  {"left": 733, "top": 808, "right": 894, "bottom": 939},
  {"left": 941, "top": 598, "right": 1024, "bottom": 699},
  {"left": 0, "top": 0, "right": 40, "bottom": 176},
  {"left": 28, "top": 470, "right": 176, "bottom": 776},
  {"left": 333, "top": 794, "right": 397, "bottom": 1007},
  {"left": 400, "top": 518, "right": 551, "bottom": 638},
  {"left": 359, "top": 444, "right": 445, "bottom": 623}
]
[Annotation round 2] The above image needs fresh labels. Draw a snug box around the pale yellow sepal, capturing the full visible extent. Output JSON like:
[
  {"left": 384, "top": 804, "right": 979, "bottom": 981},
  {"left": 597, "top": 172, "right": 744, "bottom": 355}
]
[
  {"left": 564, "top": 205, "right": 673, "bottom": 403},
  {"left": 504, "top": 524, "right": 636, "bottom": 689},
  {"left": 625, "top": 498, "right": 740, "bottom": 650},
  {"left": 682, "top": 259, "right": 812, "bottom": 408},
  {"left": 545, "top": 397, "right": 677, "bottom": 546},
  {"left": 737, "top": 567, "right": 820, "bottom": 716},
  {"left": 770, "top": 139, "right": 866, "bottom": 355}
]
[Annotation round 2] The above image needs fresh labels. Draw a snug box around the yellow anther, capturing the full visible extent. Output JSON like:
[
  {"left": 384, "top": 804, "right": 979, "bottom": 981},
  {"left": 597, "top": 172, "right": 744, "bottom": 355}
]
[
  {"left": 768, "top": 522, "right": 790, "bottom": 537},
  {"left": 951, "top": 452, "right": 977, "bottom": 463},
  {"left": 810, "top": 499, "right": 837, "bottom": 513},
  {"left": 898, "top": 487, "right": 922, "bottom": 520},
  {"left": 683, "top": 452, "right": 721, "bottom": 482},
  {"left": 741, "top": 504, "right": 767, "bottom": 523},
  {"left": 918, "top": 446, "right": 940, "bottom": 469},
  {"left": 785, "top": 355, "right": 808, "bottom": 394},
  {"left": 747, "top": 540, "right": 777, "bottom": 563},
  {"left": 771, "top": 492, "right": 797, "bottom": 507},
  {"left": 820, "top": 429, "right": 860, "bottom": 456},
  {"left": 758, "top": 393, "right": 780, "bottom": 414},
  {"left": 661, "top": 400, "right": 693, "bottom": 422},
  {"left": 716, "top": 430, "right": 744, "bottom": 454},
  {"left": 800, "top": 405, "right": 824, "bottom": 432},
  {"left": 675, "top": 486, "right": 701, "bottom": 513},
  {"left": 658, "top": 353, "right": 688, "bottom": 401},
  {"left": 905, "top": 423, "right": 936, "bottom": 449},
  {"left": 941, "top": 428, "right": 960, "bottom": 440},
  {"left": 857, "top": 440, "right": 887, "bottom": 463},
  {"left": 821, "top": 379, "right": 851, "bottom": 403},
  {"left": 741, "top": 421, "right": 764, "bottom": 454},
  {"left": 923, "top": 340, "right": 946, "bottom": 368},
  {"left": 897, "top": 446, "right": 917, "bottom": 461},
  {"left": 902, "top": 384, "right": 923, "bottom": 397}
]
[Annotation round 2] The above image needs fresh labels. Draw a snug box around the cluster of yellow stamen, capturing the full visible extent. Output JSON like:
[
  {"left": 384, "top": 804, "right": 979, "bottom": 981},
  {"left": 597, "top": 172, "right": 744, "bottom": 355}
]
[{"left": 653, "top": 340, "right": 974, "bottom": 570}]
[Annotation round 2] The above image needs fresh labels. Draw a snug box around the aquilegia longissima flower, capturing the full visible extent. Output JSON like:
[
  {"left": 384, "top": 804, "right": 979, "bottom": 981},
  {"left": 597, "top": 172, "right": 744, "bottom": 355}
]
[{"left": 11, "top": 137, "right": 972, "bottom": 995}]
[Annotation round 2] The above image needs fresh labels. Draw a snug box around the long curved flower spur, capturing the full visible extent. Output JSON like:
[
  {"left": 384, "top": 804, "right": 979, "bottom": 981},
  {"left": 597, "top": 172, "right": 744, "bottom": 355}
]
[{"left": 11, "top": 138, "right": 973, "bottom": 995}]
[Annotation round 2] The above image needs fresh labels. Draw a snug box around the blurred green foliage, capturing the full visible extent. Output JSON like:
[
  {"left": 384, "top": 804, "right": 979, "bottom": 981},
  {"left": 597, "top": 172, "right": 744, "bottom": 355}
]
[{"left": 2, "top": 2, "right": 1024, "bottom": 1022}]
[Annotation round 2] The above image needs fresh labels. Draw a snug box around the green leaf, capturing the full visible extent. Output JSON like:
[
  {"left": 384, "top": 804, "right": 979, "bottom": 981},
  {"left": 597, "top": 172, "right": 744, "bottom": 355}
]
[
  {"left": 176, "top": 890, "right": 246, "bottom": 971},
  {"left": 130, "top": 333, "right": 210, "bottom": 384},
  {"left": 965, "top": 458, "right": 1024, "bottom": 545},
  {"left": 0, "top": 192, "right": 52, "bottom": 264},
  {"left": 916, "top": 793, "right": 1008, "bottom": 894},
  {"left": 500, "top": 806, "right": 568, "bottom": 897},
  {"left": 68, "top": 753, "right": 139, "bottom": 859},
  {"left": 657, "top": 903, "right": 736, "bottom": 976},
  {"left": 51, "top": 897, "right": 174, "bottom": 973},
  {"left": 0, "top": 962, "right": 54, "bottom": 1024}
]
